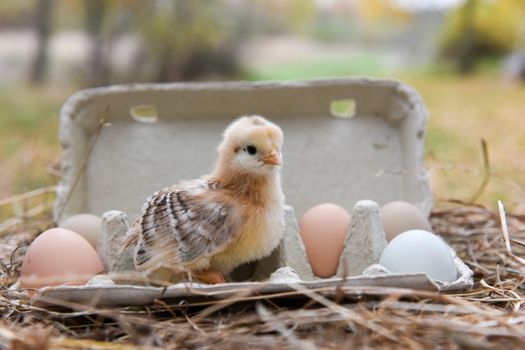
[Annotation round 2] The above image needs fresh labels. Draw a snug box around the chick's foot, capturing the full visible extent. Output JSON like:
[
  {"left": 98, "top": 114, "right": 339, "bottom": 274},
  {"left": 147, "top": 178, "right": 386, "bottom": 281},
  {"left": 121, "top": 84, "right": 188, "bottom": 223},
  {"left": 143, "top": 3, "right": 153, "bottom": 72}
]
[{"left": 190, "top": 270, "right": 226, "bottom": 284}]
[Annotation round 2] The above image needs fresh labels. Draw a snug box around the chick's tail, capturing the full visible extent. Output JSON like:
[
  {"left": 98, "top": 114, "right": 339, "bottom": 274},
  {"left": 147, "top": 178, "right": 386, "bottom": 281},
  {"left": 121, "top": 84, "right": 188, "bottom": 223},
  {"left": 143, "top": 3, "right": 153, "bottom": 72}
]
[{"left": 123, "top": 226, "right": 139, "bottom": 250}]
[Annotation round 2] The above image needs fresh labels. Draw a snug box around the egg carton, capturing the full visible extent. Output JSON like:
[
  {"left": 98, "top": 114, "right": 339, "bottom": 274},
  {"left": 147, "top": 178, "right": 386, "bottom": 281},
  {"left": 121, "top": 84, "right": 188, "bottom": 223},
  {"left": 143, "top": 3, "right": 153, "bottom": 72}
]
[
  {"left": 34, "top": 78, "right": 474, "bottom": 306},
  {"left": 30, "top": 200, "right": 473, "bottom": 306},
  {"left": 54, "top": 78, "right": 433, "bottom": 221},
  {"left": 96, "top": 200, "right": 473, "bottom": 289}
]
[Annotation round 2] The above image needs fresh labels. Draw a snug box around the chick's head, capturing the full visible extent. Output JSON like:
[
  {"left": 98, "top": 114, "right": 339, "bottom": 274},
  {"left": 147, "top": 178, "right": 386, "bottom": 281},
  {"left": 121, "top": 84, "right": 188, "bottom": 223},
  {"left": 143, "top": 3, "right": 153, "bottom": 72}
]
[{"left": 218, "top": 115, "right": 283, "bottom": 175}]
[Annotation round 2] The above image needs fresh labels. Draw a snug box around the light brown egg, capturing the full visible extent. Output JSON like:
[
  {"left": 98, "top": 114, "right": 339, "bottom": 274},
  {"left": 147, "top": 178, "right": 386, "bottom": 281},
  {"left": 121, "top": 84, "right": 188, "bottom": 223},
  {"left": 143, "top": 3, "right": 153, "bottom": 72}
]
[
  {"left": 20, "top": 228, "right": 105, "bottom": 288},
  {"left": 380, "top": 201, "right": 432, "bottom": 241},
  {"left": 299, "top": 203, "right": 351, "bottom": 278},
  {"left": 59, "top": 213, "right": 101, "bottom": 248}
]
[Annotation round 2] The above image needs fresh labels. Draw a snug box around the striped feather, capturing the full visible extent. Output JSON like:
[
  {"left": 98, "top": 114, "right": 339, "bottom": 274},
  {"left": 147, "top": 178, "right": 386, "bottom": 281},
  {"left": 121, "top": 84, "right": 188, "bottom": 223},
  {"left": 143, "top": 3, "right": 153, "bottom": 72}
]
[{"left": 133, "top": 179, "right": 239, "bottom": 272}]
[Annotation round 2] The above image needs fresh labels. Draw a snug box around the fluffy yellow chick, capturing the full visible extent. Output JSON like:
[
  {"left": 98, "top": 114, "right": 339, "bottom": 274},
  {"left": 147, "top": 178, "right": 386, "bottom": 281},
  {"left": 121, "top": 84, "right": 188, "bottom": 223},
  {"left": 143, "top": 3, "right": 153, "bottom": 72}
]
[{"left": 130, "top": 115, "right": 285, "bottom": 284}]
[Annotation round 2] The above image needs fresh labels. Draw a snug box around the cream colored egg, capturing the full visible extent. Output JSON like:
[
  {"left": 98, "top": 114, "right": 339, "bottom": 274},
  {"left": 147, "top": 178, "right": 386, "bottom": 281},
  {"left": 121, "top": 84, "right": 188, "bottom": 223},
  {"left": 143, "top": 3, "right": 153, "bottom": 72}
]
[
  {"left": 299, "top": 203, "right": 351, "bottom": 278},
  {"left": 20, "top": 228, "right": 105, "bottom": 288},
  {"left": 380, "top": 201, "right": 432, "bottom": 241},
  {"left": 379, "top": 229, "right": 457, "bottom": 282},
  {"left": 59, "top": 214, "right": 101, "bottom": 248}
]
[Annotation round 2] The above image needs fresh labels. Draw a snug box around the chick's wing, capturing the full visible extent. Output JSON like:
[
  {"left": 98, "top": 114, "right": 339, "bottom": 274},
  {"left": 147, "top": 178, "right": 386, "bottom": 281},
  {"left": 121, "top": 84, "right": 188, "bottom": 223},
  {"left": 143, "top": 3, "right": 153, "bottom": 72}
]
[{"left": 134, "top": 179, "right": 239, "bottom": 271}]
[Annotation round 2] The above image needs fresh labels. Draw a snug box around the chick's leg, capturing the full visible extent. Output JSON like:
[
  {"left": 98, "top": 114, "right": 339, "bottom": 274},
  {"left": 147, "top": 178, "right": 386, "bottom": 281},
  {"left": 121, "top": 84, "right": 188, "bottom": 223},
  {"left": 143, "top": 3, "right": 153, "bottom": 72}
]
[{"left": 190, "top": 269, "right": 226, "bottom": 284}]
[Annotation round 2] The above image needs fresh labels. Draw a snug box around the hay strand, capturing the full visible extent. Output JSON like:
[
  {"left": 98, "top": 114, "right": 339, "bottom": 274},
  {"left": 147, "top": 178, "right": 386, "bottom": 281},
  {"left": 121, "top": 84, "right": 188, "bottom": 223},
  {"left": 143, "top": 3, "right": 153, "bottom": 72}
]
[{"left": 2, "top": 188, "right": 525, "bottom": 348}]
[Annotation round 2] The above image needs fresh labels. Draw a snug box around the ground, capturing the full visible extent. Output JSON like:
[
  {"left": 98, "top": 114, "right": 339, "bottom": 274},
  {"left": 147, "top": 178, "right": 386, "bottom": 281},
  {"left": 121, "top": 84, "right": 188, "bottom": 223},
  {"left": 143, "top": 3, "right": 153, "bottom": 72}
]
[{"left": 1, "top": 204, "right": 524, "bottom": 348}]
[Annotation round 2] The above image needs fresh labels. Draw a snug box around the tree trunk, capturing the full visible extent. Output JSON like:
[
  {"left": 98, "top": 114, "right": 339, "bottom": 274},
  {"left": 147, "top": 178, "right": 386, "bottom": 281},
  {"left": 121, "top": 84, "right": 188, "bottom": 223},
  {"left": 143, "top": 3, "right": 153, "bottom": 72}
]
[
  {"left": 156, "top": 0, "right": 191, "bottom": 82},
  {"left": 30, "top": 0, "right": 54, "bottom": 84},
  {"left": 85, "top": 0, "right": 109, "bottom": 86}
]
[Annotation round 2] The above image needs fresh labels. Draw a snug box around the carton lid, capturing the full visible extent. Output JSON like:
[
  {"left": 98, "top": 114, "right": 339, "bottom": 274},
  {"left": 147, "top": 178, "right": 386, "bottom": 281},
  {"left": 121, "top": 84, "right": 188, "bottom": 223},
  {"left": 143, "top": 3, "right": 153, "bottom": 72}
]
[{"left": 54, "top": 78, "right": 432, "bottom": 222}]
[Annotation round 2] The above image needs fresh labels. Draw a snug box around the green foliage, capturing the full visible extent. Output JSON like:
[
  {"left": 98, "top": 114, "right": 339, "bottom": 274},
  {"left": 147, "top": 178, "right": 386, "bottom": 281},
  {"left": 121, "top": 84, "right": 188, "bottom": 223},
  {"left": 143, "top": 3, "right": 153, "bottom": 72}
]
[
  {"left": 139, "top": 2, "right": 220, "bottom": 55},
  {"left": 0, "top": 0, "right": 33, "bottom": 27},
  {"left": 440, "top": 0, "right": 525, "bottom": 73},
  {"left": 309, "top": 16, "right": 357, "bottom": 42},
  {"left": 247, "top": 54, "right": 385, "bottom": 81},
  {"left": 135, "top": 0, "right": 242, "bottom": 81},
  {"left": 283, "top": 0, "right": 317, "bottom": 33}
]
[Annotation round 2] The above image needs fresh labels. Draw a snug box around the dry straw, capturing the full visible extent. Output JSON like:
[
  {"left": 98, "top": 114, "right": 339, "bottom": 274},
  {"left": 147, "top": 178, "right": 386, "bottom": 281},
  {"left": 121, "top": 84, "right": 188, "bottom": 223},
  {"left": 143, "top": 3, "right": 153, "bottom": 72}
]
[{"left": 1, "top": 189, "right": 525, "bottom": 348}]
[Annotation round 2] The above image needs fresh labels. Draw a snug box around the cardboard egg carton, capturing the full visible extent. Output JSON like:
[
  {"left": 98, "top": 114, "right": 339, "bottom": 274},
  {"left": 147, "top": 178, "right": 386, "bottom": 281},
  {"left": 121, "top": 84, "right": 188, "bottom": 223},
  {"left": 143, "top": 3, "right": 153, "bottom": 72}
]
[
  {"left": 37, "top": 79, "right": 473, "bottom": 306},
  {"left": 96, "top": 201, "right": 387, "bottom": 281},
  {"left": 32, "top": 200, "right": 473, "bottom": 306},
  {"left": 54, "top": 78, "right": 433, "bottom": 221},
  {"left": 96, "top": 201, "right": 472, "bottom": 285}
]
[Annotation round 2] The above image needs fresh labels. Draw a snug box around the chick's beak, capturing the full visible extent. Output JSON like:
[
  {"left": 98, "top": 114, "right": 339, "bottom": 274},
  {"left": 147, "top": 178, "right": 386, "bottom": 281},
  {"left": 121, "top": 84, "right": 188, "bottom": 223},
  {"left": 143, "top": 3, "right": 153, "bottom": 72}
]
[{"left": 262, "top": 150, "right": 282, "bottom": 166}]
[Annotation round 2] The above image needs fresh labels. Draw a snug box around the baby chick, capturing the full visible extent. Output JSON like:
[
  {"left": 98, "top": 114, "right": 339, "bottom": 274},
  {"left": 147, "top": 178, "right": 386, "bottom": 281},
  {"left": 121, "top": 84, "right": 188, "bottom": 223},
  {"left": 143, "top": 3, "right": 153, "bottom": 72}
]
[{"left": 131, "top": 115, "right": 285, "bottom": 284}]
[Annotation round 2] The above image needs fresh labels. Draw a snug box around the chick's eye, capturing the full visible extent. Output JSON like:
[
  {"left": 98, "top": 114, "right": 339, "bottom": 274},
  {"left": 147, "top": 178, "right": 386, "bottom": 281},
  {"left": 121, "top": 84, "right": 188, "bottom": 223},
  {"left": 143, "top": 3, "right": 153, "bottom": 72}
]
[{"left": 243, "top": 145, "right": 257, "bottom": 155}]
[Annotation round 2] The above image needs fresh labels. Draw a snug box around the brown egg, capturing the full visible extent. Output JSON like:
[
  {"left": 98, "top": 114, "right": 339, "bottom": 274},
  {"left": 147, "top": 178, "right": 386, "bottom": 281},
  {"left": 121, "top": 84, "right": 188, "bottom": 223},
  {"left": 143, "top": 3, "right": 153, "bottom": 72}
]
[
  {"left": 380, "top": 201, "right": 432, "bottom": 241},
  {"left": 299, "top": 203, "right": 351, "bottom": 278},
  {"left": 20, "top": 228, "right": 105, "bottom": 288},
  {"left": 59, "top": 213, "right": 102, "bottom": 248}
]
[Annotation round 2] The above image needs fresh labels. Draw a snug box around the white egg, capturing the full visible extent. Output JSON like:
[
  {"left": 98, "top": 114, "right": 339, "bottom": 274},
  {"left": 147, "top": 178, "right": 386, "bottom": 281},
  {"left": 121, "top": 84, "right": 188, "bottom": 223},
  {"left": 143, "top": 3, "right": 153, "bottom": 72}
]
[{"left": 378, "top": 229, "right": 457, "bottom": 282}]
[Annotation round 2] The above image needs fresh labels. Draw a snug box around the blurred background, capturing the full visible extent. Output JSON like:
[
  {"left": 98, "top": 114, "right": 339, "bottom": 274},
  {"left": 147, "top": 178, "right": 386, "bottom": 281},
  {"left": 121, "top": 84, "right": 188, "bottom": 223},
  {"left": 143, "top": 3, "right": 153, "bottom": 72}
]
[{"left": 1, "top": 0, "right": 525, "bottom": 216}]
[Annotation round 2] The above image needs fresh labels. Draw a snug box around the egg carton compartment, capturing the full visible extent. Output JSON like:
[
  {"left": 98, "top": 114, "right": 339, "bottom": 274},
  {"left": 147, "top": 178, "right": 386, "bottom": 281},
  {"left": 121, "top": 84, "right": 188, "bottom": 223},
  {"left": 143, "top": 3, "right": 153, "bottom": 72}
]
[
  {"left": 96, "top": 201, "right": 387, "bottom": 281},
  {"left": 97, "top": 200, "right": 473, "bottom": 289},
  {"left": 28, "top": 200, "right": 473, "bottom": 307},
  {"left": 54, "top": 78, "right": 433, "bottom": 222}
]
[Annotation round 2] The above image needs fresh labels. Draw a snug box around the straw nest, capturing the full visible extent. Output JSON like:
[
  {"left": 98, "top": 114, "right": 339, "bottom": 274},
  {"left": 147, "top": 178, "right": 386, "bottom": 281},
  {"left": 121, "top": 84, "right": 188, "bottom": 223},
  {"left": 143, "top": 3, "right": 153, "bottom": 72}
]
[{"left": 1, "top": 190, "right": 525, "bottom": 349}]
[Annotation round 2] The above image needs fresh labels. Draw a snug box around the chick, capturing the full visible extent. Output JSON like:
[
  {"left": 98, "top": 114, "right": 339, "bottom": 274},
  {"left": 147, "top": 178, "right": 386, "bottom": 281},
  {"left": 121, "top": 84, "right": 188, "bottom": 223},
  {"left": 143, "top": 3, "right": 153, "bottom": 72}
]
[{"left": 130, "top": 115, "right": 285, "bottom": 284}]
